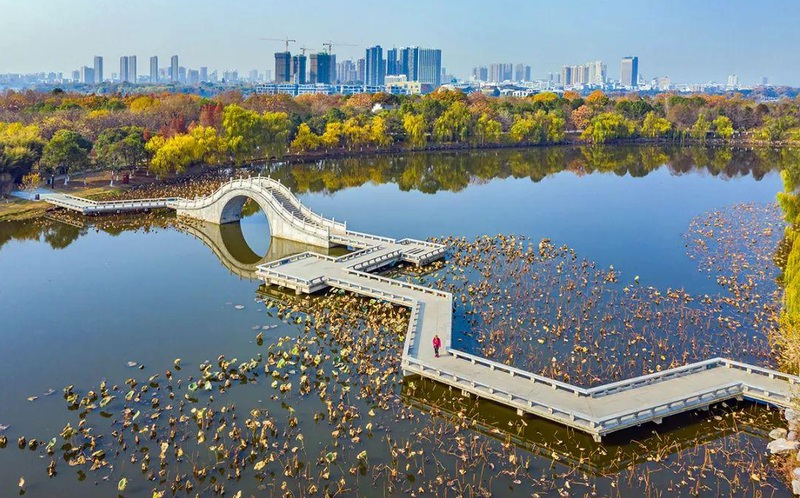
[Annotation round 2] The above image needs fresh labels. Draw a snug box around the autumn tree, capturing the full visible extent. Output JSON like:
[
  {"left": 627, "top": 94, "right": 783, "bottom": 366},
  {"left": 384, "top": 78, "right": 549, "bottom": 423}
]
[
  {"left": 0, "top": 122, "right": 43, "bottom": 183},
  {"left": 402, "top": 114, "right": 426, "bottom": 148},
  {"left": 712, "top": 115, "right": 734, "bottom": 140},
  {"left": 291, "top": 123, "right": 321, "bottom": 152}
]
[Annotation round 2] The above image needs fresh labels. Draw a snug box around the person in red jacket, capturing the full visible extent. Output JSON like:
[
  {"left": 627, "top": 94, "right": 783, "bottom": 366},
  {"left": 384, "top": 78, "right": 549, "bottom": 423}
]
[{"left": 432, "top": 335, "right": 442, "bottom": 358}]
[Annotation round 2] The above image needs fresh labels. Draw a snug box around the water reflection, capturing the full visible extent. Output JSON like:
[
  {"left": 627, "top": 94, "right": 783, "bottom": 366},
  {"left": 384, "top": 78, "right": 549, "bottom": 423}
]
[
  {"left": 267, "top": 145, "right": 792, "bottom": 195},
  {"left": 177, "top": 219, "right": 337, "bottom": 280},
  {"left": 401, "top": 376, "right": 780, "bottom": 476}
]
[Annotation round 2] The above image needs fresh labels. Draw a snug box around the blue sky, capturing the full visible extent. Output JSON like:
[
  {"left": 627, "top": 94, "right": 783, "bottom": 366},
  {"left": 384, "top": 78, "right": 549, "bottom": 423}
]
[{"left": 0, "top": 0, "right": 797, "bottom": 84}]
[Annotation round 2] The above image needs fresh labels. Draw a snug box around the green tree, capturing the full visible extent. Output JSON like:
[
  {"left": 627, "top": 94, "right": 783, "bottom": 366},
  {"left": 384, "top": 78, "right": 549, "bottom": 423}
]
[
  {"left": 432, "top": 102, "right": 472, "bottom": 143},
  {"left": 581, "top": 113, "right": 636, "bottom": 144},
  {"left": 641, "top": 112, "right": 672, "bottom": 138},
  {"left": 94, "top": 126, "right": 147, "bottom": 182},
  {"left": 712, "top": 115, "right": 734, "bottom": 140},
  {"left": 474, "top": 113, "right": 502, "bottom": 145},
  {"left": 509, "top": 111, "right": 564, "bottom": 144},
  {"left": 222, "top": 105, "right": 291, "bottom": 164},
  {"left": 39, "top": 129, "right": 92, "bottom": 177},
  {"left": 691, "top": 114, "right": 710, "bottom": 141}
]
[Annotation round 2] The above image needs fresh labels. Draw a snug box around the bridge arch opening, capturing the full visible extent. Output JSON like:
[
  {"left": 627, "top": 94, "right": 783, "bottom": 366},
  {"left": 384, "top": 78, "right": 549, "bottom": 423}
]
[{"left": 220, "top": 196, "right": 272, "bottom": 259}]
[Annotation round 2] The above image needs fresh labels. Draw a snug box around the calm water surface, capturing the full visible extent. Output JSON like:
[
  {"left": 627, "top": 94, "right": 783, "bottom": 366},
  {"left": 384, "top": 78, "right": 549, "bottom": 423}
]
[{"left": 0, "top": 146, "right": 791, "bottom": 497}]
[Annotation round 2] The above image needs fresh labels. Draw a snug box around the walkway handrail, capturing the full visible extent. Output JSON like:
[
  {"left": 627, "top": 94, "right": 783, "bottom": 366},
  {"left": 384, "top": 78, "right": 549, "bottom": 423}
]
[
  {"left": 595, "top": 382, "right": 745, "bottom": 431},
  {"left": 401, "top": 356, "right": 597, "bottom": 429},
  {"left": 721, "top": 358, "right": 800, "bottom": 384},
  {"left": 344, "top": 268, "right": 452, "bottom": 299},
  {"left": 447, "top": 348, "right": 587, "bottom": 395},
  {"left": 339, "top": 230, "right": 397, "bottom": 245},
  {"left": 397, "top": 238, "right": 446, "bottom": 249},
  {"left": 349, "top": 249, "right": 404, "bottom": 271},
  {"left": 259, "top": 177, "right": 347, "bottom": 232}
]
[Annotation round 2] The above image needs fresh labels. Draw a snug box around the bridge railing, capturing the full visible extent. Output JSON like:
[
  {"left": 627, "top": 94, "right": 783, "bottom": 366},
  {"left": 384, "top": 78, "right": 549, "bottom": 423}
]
[
  {"left": 401, "top": 355, "right": 597, "bottom": 432},
  {"left": 175, "top": 178, "right": 331, "bottom": 240},
  {"left": 446, "top": 348, "right": 588, "bottom": 396},
  {"left": 397, "top": 238, "right": 446, "bottom": 249},
  {"left": 334, "top": 246, "right": 384, "bottom": 263},
  {"left": 344, "top": 268, "right": 452, "bottom": 299},
  {"left": 340, "top": 230, "right": 397, "bottom": 245},
  {"left": 349, "top": 249, "right": 404, "bottom": 271},
  {"left": 595, "top": 382, "right": 745, "bottom": 434},
  {"left": 260, "top": 176, "right": 347, "bottom": 232},
  {"left": 720, "top": 358, "right": 799, "bottom": 384}
]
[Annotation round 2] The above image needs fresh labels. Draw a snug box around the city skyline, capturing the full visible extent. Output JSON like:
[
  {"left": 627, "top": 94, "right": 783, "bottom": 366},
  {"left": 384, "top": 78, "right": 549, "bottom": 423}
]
[{"left": 0, "top": 0, "right": 798, "bottom": 85}]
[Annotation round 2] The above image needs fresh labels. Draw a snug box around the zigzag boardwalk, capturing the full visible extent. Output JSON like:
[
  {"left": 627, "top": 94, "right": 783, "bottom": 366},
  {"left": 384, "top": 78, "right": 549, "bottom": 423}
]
[{"left": 43, "top": 176, "right": 800, "bottom": 441}]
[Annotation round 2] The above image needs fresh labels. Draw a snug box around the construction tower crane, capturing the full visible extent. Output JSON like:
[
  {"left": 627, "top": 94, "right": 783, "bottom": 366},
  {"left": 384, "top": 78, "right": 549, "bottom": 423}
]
[
  {"left": 322, "top": 41, "right": 357, "bottom": 54},
  {"left": 259, "top": 36, "right": 296, "bottom": 52}
]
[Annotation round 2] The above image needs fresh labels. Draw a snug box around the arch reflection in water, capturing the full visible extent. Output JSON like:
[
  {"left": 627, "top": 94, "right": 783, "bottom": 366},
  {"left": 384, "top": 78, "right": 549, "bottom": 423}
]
[{"left": 177, "top": 218, "right": 339, "bottom": 280}]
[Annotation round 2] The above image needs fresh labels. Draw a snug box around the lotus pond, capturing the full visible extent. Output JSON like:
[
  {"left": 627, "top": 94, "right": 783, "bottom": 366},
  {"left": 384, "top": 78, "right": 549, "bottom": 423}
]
[{"left": 0, "top": 145, "right": 794, "bottom": 497}]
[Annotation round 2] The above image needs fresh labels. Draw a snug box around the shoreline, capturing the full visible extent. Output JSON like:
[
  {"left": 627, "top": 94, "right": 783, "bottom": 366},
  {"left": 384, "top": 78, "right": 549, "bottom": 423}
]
[{"left": 2, "top": 139, "right": 793, "bottom": 223}]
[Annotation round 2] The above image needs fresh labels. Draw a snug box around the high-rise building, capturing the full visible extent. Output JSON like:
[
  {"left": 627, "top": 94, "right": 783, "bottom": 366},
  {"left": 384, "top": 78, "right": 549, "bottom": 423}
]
[
  {"left": 587, "top": 61, "right": 606, "bottom": 85},
  {"left": 620, "top": 56, "right": 638, "bottom": 87},
  {"left": 150, "top": 56, "right": 158, "bottom": 83},
  {"left": 93, "top": 56, "right": 103, "bottom": 83},
  {"left": 274, "top": 52, "right": 291, "bottom": 83},
  {"left": 415, "top": 48, "right": 441, "bottom": 86},
  {"left": 179, "top": 66, "right": 186, "bottom": 83},
  {"left": 524, "top": 65, "right": 531, "bottom": 82},
  {"left": 328, "top": 54, "right": 337, "bottom": 84},
  {"left": 129, "top": 56, "right": 137, "bottom": 83},
  {"left": 386, "top": 48, "right": 399, "bottom": 76},
  {"left": 291, "top": 55, "right": 307, "bottom": 84},
  {"left": 170, "top": 55, "right": 179, "bottom": 83},
  {"left": 727, "top": 74, "right": 739, "bottom": 87},
  {"left": 365, "top": 46, "right": 384, "bottom": 86},
  {"left": 391, "top": 47, "right": 442, "bottom": 86},
  {"left": 561, "top": 66, "right": 572, "bottom": 86},
  {"left": 71, "top": 70, "right": 80, "bottom": 82},
  {"left": 119, "top": 56, "right": 129, "bottom": 83},
  {"left": 188, "top": 69, "right": 200, "bottom": 85},
  {"left": 80, "top": 66, "right": 94, "bottom": 84},
  {"left": 265, "top": 69, "right": 272, "bottom": 82},
  {"left": 515, "top": 64, "right": 525, "bottom": 82},
  {"left": 200, "top": 66, "right": 208, "bottom": 83},
  {"left": 337, "top": 60, "right": 357, "bottom": 83},
  {"left": 309, "top": 53, "right": 333, "bottom": 84},
  {"left": 356, "top": 58, "right": 365, "bottom": 83},
  {"left": 488, "top": 63, "right": 513, "bottom": 83}
]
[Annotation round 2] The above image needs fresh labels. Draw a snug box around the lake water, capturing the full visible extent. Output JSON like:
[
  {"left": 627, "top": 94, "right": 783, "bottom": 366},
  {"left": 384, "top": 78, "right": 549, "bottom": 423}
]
[{"left": 0, "top": 145, "right": 793, "bottom": 497}]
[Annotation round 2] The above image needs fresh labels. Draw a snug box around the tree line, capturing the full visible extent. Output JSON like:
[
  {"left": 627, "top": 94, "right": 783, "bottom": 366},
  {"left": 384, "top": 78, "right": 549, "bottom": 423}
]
[{"left": 1, "top": 87, "right": 799, "bottom": 184}]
